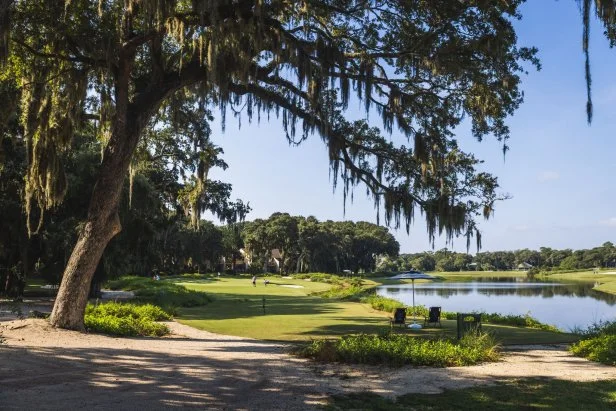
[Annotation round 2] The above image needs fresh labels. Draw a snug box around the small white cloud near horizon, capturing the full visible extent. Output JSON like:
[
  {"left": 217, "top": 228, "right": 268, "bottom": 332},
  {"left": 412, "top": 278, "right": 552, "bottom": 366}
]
[
  {"left": 537, "top": 171, "right": 560, "bottom": 182},
  {"left": 600, "top": 217, "right": 616, "bottom": 227}
]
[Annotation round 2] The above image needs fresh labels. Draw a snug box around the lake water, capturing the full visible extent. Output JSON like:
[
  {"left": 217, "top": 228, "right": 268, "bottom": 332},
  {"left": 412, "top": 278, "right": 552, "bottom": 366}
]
[{"left": 376, "top": 277, "right": 616, "bottom": 331}]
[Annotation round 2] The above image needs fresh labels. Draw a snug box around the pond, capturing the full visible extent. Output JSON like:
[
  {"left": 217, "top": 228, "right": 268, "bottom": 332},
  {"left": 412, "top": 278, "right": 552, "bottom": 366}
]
[{"left": 376, "top": 277, "right": 616, "bottom": 331}]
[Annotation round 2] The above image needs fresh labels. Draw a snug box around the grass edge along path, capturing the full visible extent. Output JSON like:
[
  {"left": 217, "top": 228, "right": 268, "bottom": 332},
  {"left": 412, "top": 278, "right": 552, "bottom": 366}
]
[
  {"left": 325, "top": 379, "right": 616, "bottom": 411},
  {"left": 570, "top": 320, "right": 616, "bottom": 365},
  {"left": 173, "top": 275, "right": 577, "bottom": 345},
  {"left": 298, "top": 332, "right": 500, "bottom": 367}
]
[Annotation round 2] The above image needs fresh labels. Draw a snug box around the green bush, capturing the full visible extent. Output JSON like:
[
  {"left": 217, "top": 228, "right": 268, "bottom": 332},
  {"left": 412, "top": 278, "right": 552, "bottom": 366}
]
[
  {"left": 407, "top": 304, "right": 429, "bottom": 318},
  {"left": 320, "top": 284, "right": 364, "bottom": 299},
  {"left": 292, "top": 273, "right": 344, "bottom": 285},
  {"left": 361, "top": 294, "right": 403, "bottom": 313},
  {"left": 570, "top": 321, "right": 616, "bottom": 365},
  {"left": 84, "top": 302, "right": 171, "bottom": 337},
  {"left": 571, "top": 335, "right": 616, "bottom": 365},
  {"left": 107, "top": 276, "right": 211, "bottom": 308},
  {"left": 86, "top": 301, "right": 171, "bottom": 321},
  {"left": 299, "top": 332, "right": 500, "bottom": 367}
]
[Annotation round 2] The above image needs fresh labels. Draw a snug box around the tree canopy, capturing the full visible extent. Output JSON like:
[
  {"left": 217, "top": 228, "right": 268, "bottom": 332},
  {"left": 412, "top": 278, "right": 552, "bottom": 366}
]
[
  {"left": 242, "top": 213, "right": 399, "bottom": 273},
  {"left": 1, "top": 0, "right": 537, "bottom": 246},
  {"left": 0, "top": 0, "right": 538, "bottom": 328}
]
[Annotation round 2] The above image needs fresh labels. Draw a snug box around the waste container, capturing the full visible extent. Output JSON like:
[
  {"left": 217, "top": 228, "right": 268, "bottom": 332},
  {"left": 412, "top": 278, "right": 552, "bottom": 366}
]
[{"left": 456, "top": 313, "right": 482, "bottom": 339}]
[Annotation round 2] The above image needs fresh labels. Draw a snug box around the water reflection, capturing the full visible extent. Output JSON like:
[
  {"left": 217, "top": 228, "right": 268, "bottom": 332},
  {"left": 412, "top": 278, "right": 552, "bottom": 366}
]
[
  {"left": 383, "top": 281, "right": 616, "bottom": 304},
  {"left": 377, "top": 277, "right": 616, "bottom": 330}
]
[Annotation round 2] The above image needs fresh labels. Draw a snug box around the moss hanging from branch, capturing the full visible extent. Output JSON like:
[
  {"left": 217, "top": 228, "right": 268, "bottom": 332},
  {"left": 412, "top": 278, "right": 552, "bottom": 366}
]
[
  {"left": 20, "top": 63, "right": 87, "bottom": 235},
  {"left": 6, "top": 0, "right": 534, "bottom": 249}
]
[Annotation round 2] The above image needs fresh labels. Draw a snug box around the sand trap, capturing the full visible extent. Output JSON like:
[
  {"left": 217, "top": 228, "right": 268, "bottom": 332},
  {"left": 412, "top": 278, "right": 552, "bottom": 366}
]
[{"left": 278, "top": 284, "right": 304, "bottom": 289}]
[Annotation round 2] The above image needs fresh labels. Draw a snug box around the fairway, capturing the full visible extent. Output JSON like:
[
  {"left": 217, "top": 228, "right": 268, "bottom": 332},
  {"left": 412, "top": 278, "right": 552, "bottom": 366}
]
[
  {"left": 540, "top": 270, "right": 616, "bottom": 295},
  {"left": 175, "top": 276, "right": 579, "bottom": 344},
  {"left": 177, "top": 277, "right": 392, "bottom": 340}
]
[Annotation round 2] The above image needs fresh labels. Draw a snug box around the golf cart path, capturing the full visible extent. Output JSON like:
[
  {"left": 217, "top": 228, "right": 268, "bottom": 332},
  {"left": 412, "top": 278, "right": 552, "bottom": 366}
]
[{"left": 1, "top": 319, "right": 615, "bottom": 410}]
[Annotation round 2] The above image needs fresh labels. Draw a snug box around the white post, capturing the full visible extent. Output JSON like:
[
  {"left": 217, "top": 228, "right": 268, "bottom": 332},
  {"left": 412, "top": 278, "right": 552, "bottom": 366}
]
[{"left": 412, "top": 279, "right": 415, "bottom": 322}]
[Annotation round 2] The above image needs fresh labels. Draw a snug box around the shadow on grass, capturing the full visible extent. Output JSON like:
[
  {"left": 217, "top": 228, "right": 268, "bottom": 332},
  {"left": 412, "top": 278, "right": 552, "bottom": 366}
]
[
  {"left": 178, "top": 294, "right": 344, "bottom": 320},
  {"left": 176, "top": 294, "right": 579, "bottom": 345},
  {"left": 293, "top": 318, "right": 578, "bottom": 345},
  {"left": 326, "top": 379, "right": 616, "bottom": 411}
]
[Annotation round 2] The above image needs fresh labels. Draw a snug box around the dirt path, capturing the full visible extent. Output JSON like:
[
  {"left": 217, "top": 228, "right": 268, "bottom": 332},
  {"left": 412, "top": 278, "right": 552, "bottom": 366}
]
[{"left": 1, "top": 319, "right": 615, "bottom": 410}]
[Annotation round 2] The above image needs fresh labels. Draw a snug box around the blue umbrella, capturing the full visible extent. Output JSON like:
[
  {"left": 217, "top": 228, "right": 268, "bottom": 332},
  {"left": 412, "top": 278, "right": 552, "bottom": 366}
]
[{"left": 391, "top": 271, "right": 436, "bottom": 328}]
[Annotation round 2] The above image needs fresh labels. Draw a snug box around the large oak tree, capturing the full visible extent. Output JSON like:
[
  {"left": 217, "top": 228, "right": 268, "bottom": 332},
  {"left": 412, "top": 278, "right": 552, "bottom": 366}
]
[{"left": 0, "top": 0, "right": 536, "bottom": 329}]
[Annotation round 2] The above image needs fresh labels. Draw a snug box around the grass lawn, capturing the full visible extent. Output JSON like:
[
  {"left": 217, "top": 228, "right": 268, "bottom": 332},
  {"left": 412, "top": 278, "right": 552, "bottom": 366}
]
[
  {"left": 176, "top": 276, "right": 578, "bottom": 344},
  {"left": 431, "top": 270, "right": 528, "bottom": 281},
  {"left": 326, "top": 379, "right": 616, "bottom": 410},
  {"left": 540, "top": 270, "right": 616, "bottom": 295},
  {"left": 369, "top": 271, "right": 528, "bottom": 285},
  {"left": 22, "top": 276, "right": 57, "bottom": 297}
]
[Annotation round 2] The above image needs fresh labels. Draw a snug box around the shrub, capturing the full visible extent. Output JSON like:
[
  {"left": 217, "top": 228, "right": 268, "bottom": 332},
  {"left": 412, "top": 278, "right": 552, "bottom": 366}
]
[
  {"left": 299, "top": 332, "right": 500, "bottom": 367},
  {"left": 570, "top": 321, "right": 616, "bottom": 365},
  {"left": 320, "top": 284, "right": 364, "bottom": 299},
  {"left": 292, "top": 273, "right": 344, "bottom": 285},
  {"left": 107, "top": 276, "right": 211, "bottom": 308},
  {"left": 407, "top": 304, "right": 429, "bottom": 318},
  {"left": 571, "top": 335, "right": 616, "bottom": 365},
  {"left": 84, "top": 302, "right": 171, "bottom": 337},
  {"left": 86, "top": 301, "right": 171, "bottom": 321},
  {"left": 526, "top": 267, "right": 541, "bottom": 278},
  {"left": 361, "top": 294, "right": 403, "bottom": 313}
]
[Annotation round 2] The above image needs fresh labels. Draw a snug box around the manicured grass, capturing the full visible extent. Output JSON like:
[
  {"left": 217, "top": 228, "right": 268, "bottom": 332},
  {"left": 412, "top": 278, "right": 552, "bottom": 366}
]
[
  {"left": 175, "top": 276, "right": 578, "bottom": 344},
  {"left": 419, "top": 269, "right": 616, "bottom": 296},
  {"left": 326, "top": 379, "right": 616, "bottom": 411},
  {"left": 178, "top": 277, "right": 386, "bottom": 341},
  {"left": 22, "top": 276, "right": 58, "bottom": 297},
  {"left": 107, "top": 276, "right": 211, "bottom": 307},
  {"left": 540, "top": 270, "right": 616, "bottom": 295},
  {"left": 436, "top": 270, "right": 529, "bottom": 278}
]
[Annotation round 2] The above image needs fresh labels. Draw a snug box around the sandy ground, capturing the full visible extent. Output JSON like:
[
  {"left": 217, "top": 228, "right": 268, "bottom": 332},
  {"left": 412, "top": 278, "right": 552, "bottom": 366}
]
[{"left": 1, "top": 310, "right": 616, "bottom": 410}]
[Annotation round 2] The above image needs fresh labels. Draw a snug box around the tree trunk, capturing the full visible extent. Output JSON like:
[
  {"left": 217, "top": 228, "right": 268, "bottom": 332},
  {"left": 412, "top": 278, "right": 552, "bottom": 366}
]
[
  {"left": 49, "top": 117, "right": 143, "bottom": 328},
  {"left": 47, "top": 36, "right": 191, "bottom": 328},
  {"left": 49, "top": 56, "right": 143, "bottom": 329},
  {"left": 48, "top": 213, "right": 121, "bottom": 329}
]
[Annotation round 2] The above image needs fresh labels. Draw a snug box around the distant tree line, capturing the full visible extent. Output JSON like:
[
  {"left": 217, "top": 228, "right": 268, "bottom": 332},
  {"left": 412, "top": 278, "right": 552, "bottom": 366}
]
[
  {"left": 241, "top": 213, "right": 400, "bottom": 274},
  {"left": 0, "top": 128, "right": 400, "bottom": 295},
  {"left": 377, "top": 243, "right": 616, "bottom": 273}
]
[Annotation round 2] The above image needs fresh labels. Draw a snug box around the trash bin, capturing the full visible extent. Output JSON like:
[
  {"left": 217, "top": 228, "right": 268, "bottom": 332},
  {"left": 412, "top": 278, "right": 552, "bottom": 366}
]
[{"left": 456, "top": 313, "right": 482, "bottom": 339}]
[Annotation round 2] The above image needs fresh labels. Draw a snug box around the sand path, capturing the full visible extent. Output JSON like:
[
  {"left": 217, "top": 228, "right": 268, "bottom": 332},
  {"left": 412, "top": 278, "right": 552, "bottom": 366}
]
[{"left": 1, "top": 318, "right": 615, "bottom": 410}]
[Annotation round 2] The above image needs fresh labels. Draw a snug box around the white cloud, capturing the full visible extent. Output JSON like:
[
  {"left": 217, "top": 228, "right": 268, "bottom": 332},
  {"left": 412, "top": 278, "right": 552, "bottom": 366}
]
[
  {"left": 600, "top": 217, "right": 616, "bottom": 227},
  {"left": 537, "top": 171, "right": 560, "bottom": 182},
  {"left": 511, "top": 224, "right": 530, "bottom": 232}
]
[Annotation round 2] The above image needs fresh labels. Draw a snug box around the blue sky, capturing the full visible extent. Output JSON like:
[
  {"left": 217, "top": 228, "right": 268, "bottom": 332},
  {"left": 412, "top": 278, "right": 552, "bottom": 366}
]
[{"left": 207, "top": 1, "right": 616, "bottom": 254}]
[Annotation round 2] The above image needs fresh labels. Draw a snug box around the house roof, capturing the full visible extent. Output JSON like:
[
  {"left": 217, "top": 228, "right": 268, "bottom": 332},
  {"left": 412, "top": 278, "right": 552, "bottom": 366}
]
[{"left": 271, "top": 249, "right": 282, "bottom": 259}]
